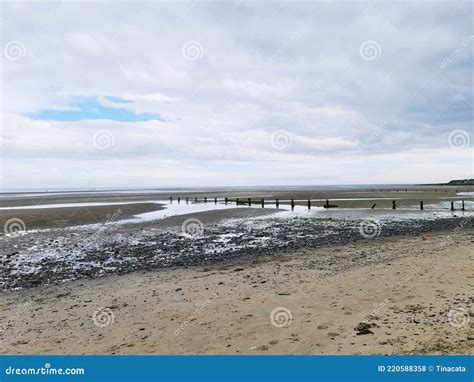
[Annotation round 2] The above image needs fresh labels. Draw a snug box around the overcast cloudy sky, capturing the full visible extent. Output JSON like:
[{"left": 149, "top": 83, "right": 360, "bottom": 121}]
[{"left": 1, "top": 1, "right": 472, "bottom": 189}]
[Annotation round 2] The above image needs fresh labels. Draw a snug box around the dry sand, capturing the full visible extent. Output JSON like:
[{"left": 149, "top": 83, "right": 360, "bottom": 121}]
[{"left": 1, "top": 228, "right": 472, "bottom": 355}]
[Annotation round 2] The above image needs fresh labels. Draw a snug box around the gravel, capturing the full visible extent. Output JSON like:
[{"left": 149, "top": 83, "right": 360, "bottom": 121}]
[{"left": 0, "top": 214, "right": 472, "bottom": 290}]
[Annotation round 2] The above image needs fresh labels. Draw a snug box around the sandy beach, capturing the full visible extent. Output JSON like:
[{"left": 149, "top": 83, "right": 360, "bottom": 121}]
[
  {"left": 1, "top": 186, "right": 472, "bottom": 355},
  {"left": 1, "top": 227, "right": 472, "bottom": 355}
]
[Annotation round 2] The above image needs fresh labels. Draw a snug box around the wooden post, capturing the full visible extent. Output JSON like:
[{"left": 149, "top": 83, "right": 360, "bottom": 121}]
[
  {"left": 236, "top": 197, "right": 239, "bottom": 205},
  {"left": 420, "top": 201, "right": 423, "bottom": 210},
  {"left": 307, "top": 199, "right": 311, "bottom": 209},
  {"left": 371, "top": 203, "right": 376, "bottom": 209},
  {"left": 291, "top": 199, "right": 295, "bottom": 211},
  {"left": 462, "top": 200, "right": 465, "bottom": 211},
  {"left": 195, "top": 197, "right": 198, "bottom": 203},
  {"left": 186, "top": 197, "right": 189, "bottom": 204},
  {"left": 451, "top": 201, "right": 454, "bottom": 211},
  {"left": 261, "top": 199, "right": 264, "bottom": 208},
  {"left": 248, "top": 197, "right": 251, "bottom": 206},
  {"left": 169, "top": 196, "right": 173, "bottom": 203},
  {"left": 204, "top": 197, "right": 207, "bottom": 203},
  {"left": 325, "top": 199, "right": 329, "bottom": 208},
  {"left": 178, "top": 197, "right": 181, "bottom": 204},
  {"left": 392, "top": 200, "right": 396, "bottom": 209},
  {"left": 276, "top": 199, "right": 279, "bottom": 208},
  {"left": 214, "top": 197, "right": 217, "bottom": 204},
  {"left": 225, "top": 197, "right": 228, "bottom": 205}
]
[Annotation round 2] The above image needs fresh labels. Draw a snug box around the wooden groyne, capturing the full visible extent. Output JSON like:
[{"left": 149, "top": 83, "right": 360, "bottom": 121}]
[{"left": 168, "top": 197, "right": 469, "bottom": 211}]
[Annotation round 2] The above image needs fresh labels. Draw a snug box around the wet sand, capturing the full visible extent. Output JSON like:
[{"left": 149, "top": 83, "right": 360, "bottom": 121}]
[
  {"left": 0, "top": 203, "right": 164, "bottom": 230},
  {"left": 1, "top": 228, "right": 472, "bottom": 355}
]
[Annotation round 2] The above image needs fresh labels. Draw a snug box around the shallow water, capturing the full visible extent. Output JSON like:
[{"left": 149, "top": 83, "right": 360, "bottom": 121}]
[{"left": 120, "top": 202, "right": 240, "bottom": 223}]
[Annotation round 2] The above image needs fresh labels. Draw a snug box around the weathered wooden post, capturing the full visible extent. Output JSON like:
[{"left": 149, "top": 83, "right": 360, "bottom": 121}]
[
  {"left": 462, "top": 200, "right": 465, "bottom": 211},
  {"left": 261, "top": 199, "right": 264, "bottom": 208},
  {"left": 291, "top": 199, "right": 295, "bottom": 211},
  {"left": 224, "top": 197, "right": 228, "bottom": 205},
  {"left": 371, "top": 203, "right": 376, "bottom": 209},
  {"left": 392, "top": 200, "right": 396, "bottom": 209},
  {"left": 204, "top": 197, "right": 207, "bottom": 203},
  {"left": 186, "top": 197, "right": 189, "bottom": 204},
  {"left": 195, "top": 197, "right": 198, "bottom": 203},
  {"left": 236, "top": 197, "right": 240, "bottom": 205},
  {"left": 307, "top": 200, "right": 311, "bottom": 209},
  {"left": 169, "top": 196, "right": 173, "bottom": 203},
  {"left": 248, "top": 197, "right": 252, "bottom": 206},
  {"left": 420, "top": 201, "right": 423, "bottom": 210},
  {"left": 178, "top": 197, "right": 181, "bottom": 204},
  {"left": 325, "top": 199, "right": 329, "bottom": 208},
  {"left": 451, "top": 201, "right": 454, "bottom": 211},
  {"left": 214, "top": 197, "right": 217, "bottom": 204},
  {"left": 276, "top": 199, "right": 279, "bottom": 208}
]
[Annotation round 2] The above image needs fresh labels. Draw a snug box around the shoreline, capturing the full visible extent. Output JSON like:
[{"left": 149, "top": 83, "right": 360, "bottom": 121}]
[{"left": 1, "top": 228, "right": 472, "bottom": 355}]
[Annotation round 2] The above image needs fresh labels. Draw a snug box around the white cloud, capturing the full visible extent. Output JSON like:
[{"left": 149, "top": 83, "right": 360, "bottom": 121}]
[{"left": 1, "top": 1, "right": 472, "bottom": 188}]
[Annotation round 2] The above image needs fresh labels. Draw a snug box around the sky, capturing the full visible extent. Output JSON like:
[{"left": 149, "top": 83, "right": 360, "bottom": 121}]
[{"left": 1, "top": 0, "right": 473, "bottom": 189}]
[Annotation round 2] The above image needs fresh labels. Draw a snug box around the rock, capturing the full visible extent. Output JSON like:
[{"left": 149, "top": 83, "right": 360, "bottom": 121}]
[{"left": 354, "top": 322, "right": 374, "bottom": 335}]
